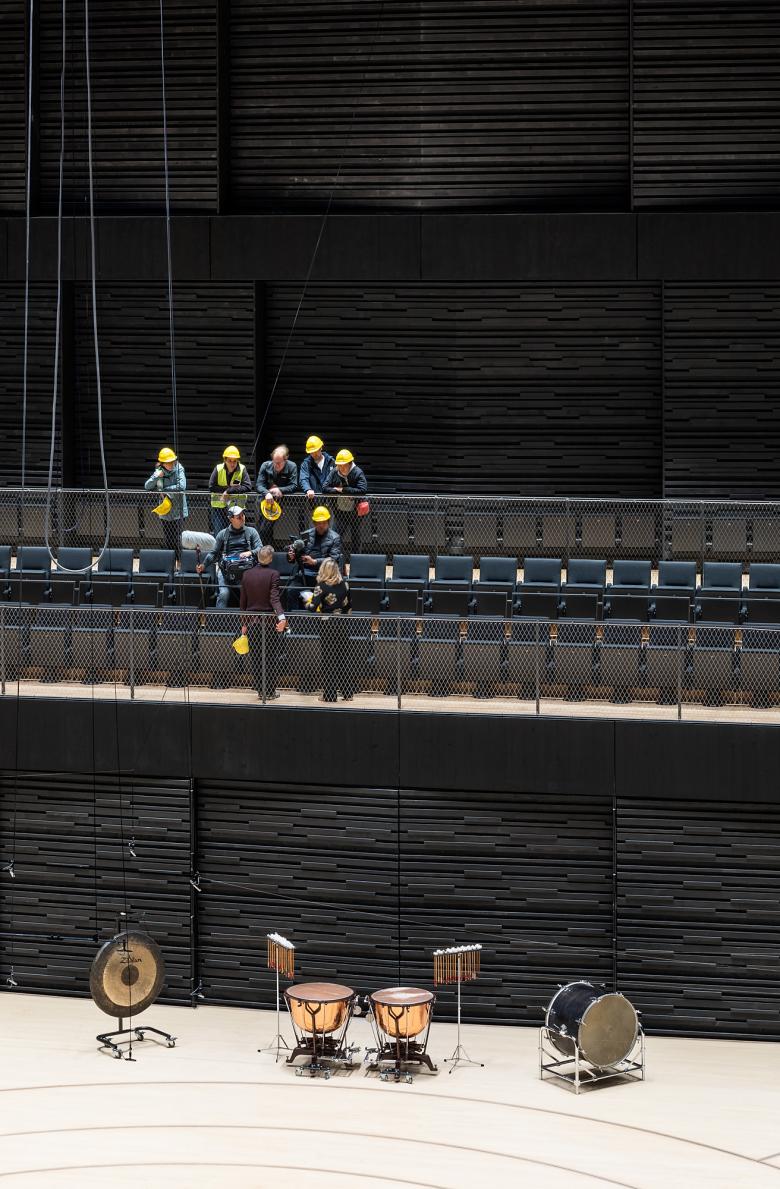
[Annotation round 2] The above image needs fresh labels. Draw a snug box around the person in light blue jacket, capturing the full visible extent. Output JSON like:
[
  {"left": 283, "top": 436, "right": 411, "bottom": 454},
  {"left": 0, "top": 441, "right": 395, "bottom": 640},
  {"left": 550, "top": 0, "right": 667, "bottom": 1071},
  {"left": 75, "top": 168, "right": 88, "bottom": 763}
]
[{"left": 144, "top": 446, "right": 188, "bottom": 556}]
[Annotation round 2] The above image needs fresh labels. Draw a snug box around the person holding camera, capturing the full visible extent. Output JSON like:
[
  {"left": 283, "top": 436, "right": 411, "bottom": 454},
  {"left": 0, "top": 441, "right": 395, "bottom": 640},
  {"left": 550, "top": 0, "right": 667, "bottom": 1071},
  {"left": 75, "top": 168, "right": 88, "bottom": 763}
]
[
  {"left": 240, "top": 545, "right": 287, "bottom": 700},
  {"left": 285, "top": 505, "right": 344, "bottom": 611},
  {"left": 197, "top": 506, "right": 262, "bottom": 608}
]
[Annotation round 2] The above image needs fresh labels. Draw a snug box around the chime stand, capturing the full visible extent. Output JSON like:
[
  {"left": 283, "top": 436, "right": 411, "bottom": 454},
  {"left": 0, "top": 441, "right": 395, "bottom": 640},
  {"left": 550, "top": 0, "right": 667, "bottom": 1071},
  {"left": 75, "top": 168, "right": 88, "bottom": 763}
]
[{"left": 444, "top": 952, "right": 484, "bottom": 1073}]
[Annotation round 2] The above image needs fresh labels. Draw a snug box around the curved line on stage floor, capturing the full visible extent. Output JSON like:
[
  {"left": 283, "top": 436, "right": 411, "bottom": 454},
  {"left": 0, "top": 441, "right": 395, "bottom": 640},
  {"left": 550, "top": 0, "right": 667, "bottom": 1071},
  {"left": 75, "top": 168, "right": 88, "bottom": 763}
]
[{"left": 0, "top": 1085, "right": 776, "bottom": 1180}]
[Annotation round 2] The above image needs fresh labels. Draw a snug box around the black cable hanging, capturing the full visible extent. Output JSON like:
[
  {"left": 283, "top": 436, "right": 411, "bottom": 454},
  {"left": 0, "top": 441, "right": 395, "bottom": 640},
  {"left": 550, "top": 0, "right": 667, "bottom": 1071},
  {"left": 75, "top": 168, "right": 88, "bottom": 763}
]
[
  {"left": 248, "top": 0, "right": 388, "bottom": 465},
  {"left": 158, "top": 0, "right": 178, "bottom": 461}
]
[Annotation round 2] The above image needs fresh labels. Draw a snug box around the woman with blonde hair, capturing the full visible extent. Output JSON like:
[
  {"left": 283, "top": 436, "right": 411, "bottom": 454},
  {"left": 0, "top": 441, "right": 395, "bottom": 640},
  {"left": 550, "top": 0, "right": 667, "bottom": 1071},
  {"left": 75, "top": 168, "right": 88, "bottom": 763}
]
[{"left": 310, "top": 557, "right": 352, "bottom": 701}]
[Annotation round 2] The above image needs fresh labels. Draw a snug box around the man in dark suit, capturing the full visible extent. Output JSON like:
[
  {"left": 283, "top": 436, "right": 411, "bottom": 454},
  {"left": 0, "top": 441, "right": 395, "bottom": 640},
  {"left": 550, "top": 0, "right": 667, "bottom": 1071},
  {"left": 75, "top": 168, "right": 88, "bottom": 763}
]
[{"left": 240, "top": 545, "right": 287, "bottom": 699}]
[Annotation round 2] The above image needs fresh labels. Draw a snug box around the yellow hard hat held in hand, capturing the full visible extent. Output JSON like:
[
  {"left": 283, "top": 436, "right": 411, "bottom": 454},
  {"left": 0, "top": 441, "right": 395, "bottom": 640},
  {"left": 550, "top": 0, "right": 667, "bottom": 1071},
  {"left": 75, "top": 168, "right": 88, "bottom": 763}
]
[
  {"left": 152, "top": 496, "right": 172, "bottom": 517},
  {"left": 233, "top": 634, "right": 250, "bottom": 655},
  {"left": 335, "top": 449, "right": 354, "bottom": 466},
  {"left": 157, "top": 446, "right": 177, "bottom": 463}
]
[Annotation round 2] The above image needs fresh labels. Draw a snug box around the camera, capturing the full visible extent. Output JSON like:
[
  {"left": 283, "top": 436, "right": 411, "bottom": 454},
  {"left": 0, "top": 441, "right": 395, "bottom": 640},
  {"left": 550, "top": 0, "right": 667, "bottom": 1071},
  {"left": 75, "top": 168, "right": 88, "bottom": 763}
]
[{"left": 287, "top": 538, "right": 306, "bottom": 565}]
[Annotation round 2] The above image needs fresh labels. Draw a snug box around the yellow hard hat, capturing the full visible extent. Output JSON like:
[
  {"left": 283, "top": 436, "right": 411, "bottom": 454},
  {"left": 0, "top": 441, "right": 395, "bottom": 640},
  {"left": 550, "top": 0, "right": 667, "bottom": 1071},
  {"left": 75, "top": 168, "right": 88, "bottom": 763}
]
[
  {"left": 335, "top": 449, "right": 354, "bottom": 466},
  {"left": 157, "top": 447, "right": 177, "bottom": 463},
  {"left": 312, "top": 505, "right": 331, "bottom": 523},
  {"left": 232, "top": 634, "right": 250, "bottom": 655},
  {"left": 261, "top": 499, "right": 282, "bottom": 522},
  {"left": 306, "top": 435, "right": 324, "bottom": 454},
  {"left": 152, "top": 496, "right": 172, "bottom": 517},
  {"left": 223, "top": 445, "right": 241, "bottom": 460}
]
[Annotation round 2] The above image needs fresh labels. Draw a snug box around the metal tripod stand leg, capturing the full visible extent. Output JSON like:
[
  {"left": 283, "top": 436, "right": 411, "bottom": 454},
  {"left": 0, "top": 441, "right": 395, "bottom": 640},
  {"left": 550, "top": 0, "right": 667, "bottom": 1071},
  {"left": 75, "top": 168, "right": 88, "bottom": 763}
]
[
  {"left": 259, "top": 968, "right": 291, "bottom": 1062},
  {"left": 443, "top": 963, "right": 483, "bottom": 1074}
]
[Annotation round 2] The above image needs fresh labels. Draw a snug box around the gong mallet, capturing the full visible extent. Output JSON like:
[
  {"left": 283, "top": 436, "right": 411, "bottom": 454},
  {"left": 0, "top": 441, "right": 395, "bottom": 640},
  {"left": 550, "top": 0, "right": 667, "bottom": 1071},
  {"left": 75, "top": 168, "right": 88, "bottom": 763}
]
[
  {"left": 259, "top": 932, "right": 295, "bottom": 1061},
  {"left": 433, "top": 943, "right": 484, "bottom": 1073}
]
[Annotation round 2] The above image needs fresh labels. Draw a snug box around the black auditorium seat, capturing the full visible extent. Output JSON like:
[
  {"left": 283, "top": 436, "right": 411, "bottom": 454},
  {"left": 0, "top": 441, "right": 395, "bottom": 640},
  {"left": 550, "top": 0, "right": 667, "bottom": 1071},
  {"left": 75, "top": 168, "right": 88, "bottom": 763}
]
[
  {"left": 374, "top": 616, "right": 417, "bottom": 696},
  {"left": 90, "top": 548, "right": 134, "bottom": 606},
  {"left": 472, "top": 557, "right": 516, "bottom": 617},
  {"left": 462, "top": 618, "right": 506, "bottom": 698},
  {"left": 562, "top": 558, "right": 606, "bottom": 596}
]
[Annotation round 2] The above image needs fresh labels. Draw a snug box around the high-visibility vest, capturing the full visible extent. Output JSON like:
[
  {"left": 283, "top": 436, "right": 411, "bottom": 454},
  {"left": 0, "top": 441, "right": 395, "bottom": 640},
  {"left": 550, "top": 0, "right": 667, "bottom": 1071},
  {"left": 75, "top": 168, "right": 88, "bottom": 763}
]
[{"left": 211, "top": 462, "right": 248, "bottom": 508}]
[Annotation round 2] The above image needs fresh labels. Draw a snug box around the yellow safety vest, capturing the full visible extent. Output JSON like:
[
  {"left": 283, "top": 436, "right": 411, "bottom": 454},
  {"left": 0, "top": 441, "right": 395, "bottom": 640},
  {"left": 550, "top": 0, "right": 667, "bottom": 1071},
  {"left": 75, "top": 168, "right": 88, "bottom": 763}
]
[{"left": 211, "top": 462, "right": 248, "bottom": 508}]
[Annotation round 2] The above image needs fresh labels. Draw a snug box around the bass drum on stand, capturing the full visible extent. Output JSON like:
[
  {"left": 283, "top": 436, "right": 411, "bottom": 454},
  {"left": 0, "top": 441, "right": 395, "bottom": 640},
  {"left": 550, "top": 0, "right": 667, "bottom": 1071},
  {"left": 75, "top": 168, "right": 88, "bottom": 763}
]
[{"left": 546, "top": 981, "right": 638, "bottom": 1069}]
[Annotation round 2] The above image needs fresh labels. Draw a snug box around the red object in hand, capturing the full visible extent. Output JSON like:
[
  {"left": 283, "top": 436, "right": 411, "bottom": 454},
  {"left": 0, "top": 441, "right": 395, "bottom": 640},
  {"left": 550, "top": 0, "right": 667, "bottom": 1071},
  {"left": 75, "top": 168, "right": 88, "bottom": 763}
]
[{"left": 356, "top": 499, "right": 370, "bottom": 518}]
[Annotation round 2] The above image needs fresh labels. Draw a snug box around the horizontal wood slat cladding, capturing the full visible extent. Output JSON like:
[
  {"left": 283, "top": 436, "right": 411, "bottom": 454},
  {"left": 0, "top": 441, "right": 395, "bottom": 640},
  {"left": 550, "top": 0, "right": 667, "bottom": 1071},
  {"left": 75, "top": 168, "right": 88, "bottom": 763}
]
[
  {"left": 73, "top": 282, "right": 255, "bottom": 487},
  {"left": 0, "top": 284, "right": 61, "bottom": 485},
  {"left": 0, "top": 771, "right": 192, "bottom": 1003},
  {"left": 196, "top": 782, "right": 400, "bottom": 1007},
  {"left": 264, "top": 282, "right": 662, "bottom": 495},
  {"left": 633, "top": 0, "right": 780, "bottom": 208},
  {"left": 399, "top": 788, "right": 613, "bottom": 1025},
  {"left": 0, "top": 2, "right": 27, "bottom": 213},
  {"left": 38, "top": 0, "right": 218, "bottom": 213},
  {"left": 662, "top": 284, "right": 780, "bottom": 499},
  {"left": 617, "top": 799, "right": 780, "bottom": 1038},
  {"left": 229, "top": 0, "right": 629, "bottom": 210}
]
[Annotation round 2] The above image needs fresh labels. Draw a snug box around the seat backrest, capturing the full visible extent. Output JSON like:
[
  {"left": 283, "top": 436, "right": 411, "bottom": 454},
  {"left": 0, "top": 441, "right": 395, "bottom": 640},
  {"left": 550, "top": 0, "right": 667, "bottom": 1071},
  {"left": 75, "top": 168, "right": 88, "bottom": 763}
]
[
  {"left": 97, "top": 548, "right": 134, "bottom": 575},
  {"left": 17, "top": 545, "right": 51, "bottom": 572},
  {"left": 392, "top": 554, "right": 429, "bottom": 582},
  {"left": 348, "top": 554, "right": 386, "bottom": 582},
  {"left": 701, "top": 561, "right": 742, "bottom": 590},
  {"left": 478, "top": 556, "right": 516, "bottom": 584},
  {"left": 566, "top": 559, "right": 606, "bottom": 586},
  {"left": 657, "top": 560, "right": 696, "bottom": 590},
  {"left": 611, "top": 559, "right": 651, "bottom": 588},
  {"left": 748, "top": 563, "right": 780, "bottom": 592},
  {"left": 421, "top": 617, "right": 460, "bottom": 640},
  {"left": 434, "top": 555, "right": 472, "bottom": 582},
  {"left": 0, "top": 545, "right": 11, "bottom": 572},
  {"left": 139, "top": 548, "right": 175, "bottom": 578},
  {"left": 179, "top": 549, "right": 199, "bottom": 575},
  {"left": 522, "top": 557, "right": 561, "bottom": 585},
  {"left": 271, "top": 550, "right": 295, "bottom": 577},
  {"left": 56, "top": 547, "right": 92, "bottom": 573}
]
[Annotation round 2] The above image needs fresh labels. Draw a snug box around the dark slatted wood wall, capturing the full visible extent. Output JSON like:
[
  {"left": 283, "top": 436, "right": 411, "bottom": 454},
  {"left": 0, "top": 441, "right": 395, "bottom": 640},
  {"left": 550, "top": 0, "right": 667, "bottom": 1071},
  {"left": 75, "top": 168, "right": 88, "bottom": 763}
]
[
  {"left": 0, "top": 771, "right": 192, "bottom": 1002},
  {"left": 38, "top": 0, "right": 218, "bottom": 213},
  {"left": 0, "top": 284, "right": 61, "bottom": 485},
  {"left": 617, "top": 798, "right": 780, "bottom": 1038},
  {"left": 662, "top": 285, "right": 780, "bottom": 499},
  {"left": 197, "top": 781, "right": 400, "bottom": 1006},
  {"left": 0, "top": 1, "right": 27, "bottom": 212},
  {"left": 399, "top": 788, "right": 613, "bottom": 1025},
  {"left": 264, "top": 282, "right": 662, "bottom": 495},
  {"left": 73, "top": 283, "right": 256, "bottom": 488},
  {"left": 633, "top": 0, "right": 780, "bottom": 208}
]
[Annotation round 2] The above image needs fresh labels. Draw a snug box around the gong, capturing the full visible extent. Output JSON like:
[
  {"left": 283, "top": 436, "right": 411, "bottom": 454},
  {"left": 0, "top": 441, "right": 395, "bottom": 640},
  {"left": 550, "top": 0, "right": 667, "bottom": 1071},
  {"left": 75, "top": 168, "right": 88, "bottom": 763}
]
[{"left": 90, "top": 930, "right": 165, "bottom": 1019}]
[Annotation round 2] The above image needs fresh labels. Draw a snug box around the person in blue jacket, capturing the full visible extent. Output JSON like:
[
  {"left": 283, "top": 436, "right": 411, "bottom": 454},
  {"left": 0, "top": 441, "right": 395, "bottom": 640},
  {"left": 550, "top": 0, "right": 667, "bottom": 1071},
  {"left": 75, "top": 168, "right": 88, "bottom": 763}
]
[{"left": 299, "top": 434, "right": 335, "bottom": 501}]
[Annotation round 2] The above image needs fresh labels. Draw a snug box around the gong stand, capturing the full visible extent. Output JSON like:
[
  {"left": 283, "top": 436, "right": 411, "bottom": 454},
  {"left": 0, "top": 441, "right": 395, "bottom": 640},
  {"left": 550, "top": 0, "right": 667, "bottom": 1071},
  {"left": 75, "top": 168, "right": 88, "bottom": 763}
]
[
  {"left": 94, "top": 918, "right": 176, "bottom": 1061},
  {"left": 433, "top": 943, "right": 484, "bottom": 1074},
  {"left": 259, "top": 932, "right": 294, "bottom": 1061}
]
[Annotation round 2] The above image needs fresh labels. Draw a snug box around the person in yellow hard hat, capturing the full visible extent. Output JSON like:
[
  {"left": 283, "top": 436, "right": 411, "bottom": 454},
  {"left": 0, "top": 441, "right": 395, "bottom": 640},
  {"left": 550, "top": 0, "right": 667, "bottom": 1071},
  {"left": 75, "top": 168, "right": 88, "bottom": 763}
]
[
  {"left": 285, "top": 505, "right": 343, "bottom": 609},
  {"left": 208, "top": 445, "right": 252, "bottom": 535},
  {"left": 144, "top": 447, "right": 188, "bottom": 556},
  {"left": 298, "top": 434, "right": 335, "bottom": 501},
  {"left": 324, "top": 449, "right": 368, "bottom": 560}
]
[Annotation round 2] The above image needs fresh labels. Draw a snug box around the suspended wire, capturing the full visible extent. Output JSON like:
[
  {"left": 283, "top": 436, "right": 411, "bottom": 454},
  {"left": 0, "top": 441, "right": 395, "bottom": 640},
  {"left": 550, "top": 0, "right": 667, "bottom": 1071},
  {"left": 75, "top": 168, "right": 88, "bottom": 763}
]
[
  {"left": 20, "top": 0, "right": 35, "bottom": 498},
  {"left": 43, "top": 0, "right": 111, "bottom": 572},
  {"left": 158, "top": 0, "right": 178, "bottom": 460},
  {"left": 248, "top": 0, "right": 387, "bottom": 464}
]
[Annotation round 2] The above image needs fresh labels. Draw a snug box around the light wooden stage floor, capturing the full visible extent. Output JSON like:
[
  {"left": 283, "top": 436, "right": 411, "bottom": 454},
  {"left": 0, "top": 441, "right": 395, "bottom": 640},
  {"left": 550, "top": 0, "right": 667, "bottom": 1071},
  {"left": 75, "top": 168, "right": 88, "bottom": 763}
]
[{"left": 0, "top": 994, "right": 779, "bottom": 1187}]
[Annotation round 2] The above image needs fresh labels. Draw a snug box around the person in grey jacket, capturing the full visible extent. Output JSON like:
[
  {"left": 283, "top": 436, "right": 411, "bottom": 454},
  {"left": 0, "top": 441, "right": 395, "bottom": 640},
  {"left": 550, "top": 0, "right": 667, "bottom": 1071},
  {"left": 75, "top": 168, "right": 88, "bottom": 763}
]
[
  {"left": 256, "top": 444, "right": 299, "bottom": 544},
  {"left": 197, "top": 506, "right": 262, "bottom": 608},
  {"left": 144, "top": 447, "right": 188, "bottom": 557}
]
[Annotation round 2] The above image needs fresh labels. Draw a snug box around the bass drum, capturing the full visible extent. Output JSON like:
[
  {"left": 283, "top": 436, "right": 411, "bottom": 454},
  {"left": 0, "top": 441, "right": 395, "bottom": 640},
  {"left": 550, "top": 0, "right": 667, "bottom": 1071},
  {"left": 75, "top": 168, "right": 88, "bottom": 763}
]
[{"left": 546, "top": 981, "right": 638, "bottom": 1069}]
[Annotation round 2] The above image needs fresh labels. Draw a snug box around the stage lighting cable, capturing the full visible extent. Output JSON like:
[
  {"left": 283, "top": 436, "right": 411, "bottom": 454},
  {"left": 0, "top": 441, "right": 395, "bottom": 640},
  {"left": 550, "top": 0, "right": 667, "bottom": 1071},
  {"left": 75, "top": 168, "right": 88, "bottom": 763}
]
[{"left": 158, "top": 0, "right": 179, "bottom": 461}]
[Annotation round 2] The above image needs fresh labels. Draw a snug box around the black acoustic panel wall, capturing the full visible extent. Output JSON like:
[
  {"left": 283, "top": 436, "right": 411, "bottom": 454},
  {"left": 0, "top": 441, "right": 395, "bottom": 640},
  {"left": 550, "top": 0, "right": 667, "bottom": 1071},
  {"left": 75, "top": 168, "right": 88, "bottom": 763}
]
[
  {"left": 662, "top": 284, "right": 780, "bottom": 499},
  {"left": 633, "top": 0, "right": 780, "bottom": 209},
  {"left": 0, "top": 771, "right": 192, "bottom": 1003},
  {"left": 73, "top": 282, "right": 255, "bottom": 487},
  {"left": 0, "top": 2, "right": 26, "bottom": 213},
  {"left": 0, "top": 284, "right": 61, "bottom": 485},
  {"left": 38, "top": 0, "right": 218, "bottom": 213},
  {"left": 230, "top": 0, "right": 629, "bottom": 210},
  {"left": 197, "top": 781, "right": 399, "bottom": 1006},
  {"left": 617, "top": 798, "right": 780, "bottom": 1038},
  {"left": 400, "top": 788, "right": 614, "bottom": 1025},
  {"left": 264, "top": 282, "right": 661, "bottom": 495}
]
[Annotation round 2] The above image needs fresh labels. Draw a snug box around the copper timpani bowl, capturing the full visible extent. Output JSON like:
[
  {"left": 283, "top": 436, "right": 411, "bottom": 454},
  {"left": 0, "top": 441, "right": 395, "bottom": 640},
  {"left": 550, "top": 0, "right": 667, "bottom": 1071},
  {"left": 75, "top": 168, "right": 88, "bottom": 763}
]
[
  {"left": 285, "top": 982, "right": 355, "bottom": 1035},
  {"left": 370, "top": 987, "right": 435, "bottom": 1040}
]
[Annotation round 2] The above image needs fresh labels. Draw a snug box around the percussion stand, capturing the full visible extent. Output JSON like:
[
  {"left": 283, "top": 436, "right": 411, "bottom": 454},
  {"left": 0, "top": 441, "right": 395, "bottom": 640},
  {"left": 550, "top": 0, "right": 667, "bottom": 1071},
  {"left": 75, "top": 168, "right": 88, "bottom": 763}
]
[
  {"left": 95, "top": 916, "right": 177, "bottom": 1061},
  {"left": 444, "top": 952, "right": 484, "bottom": 1074},
  {"left": 259, "top": 965, "right": 291, "bottom": 1062}
]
